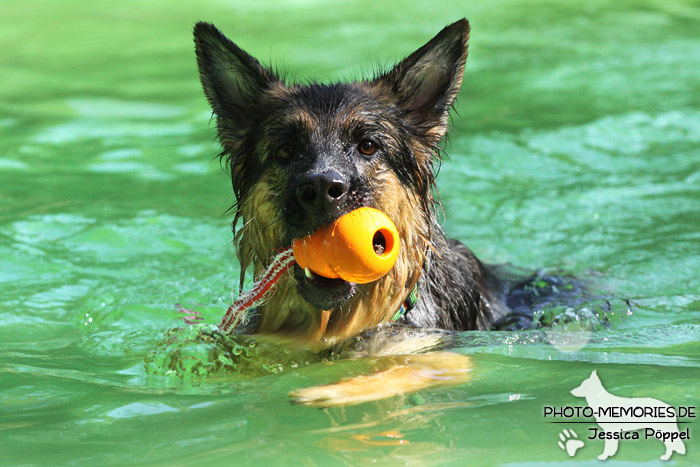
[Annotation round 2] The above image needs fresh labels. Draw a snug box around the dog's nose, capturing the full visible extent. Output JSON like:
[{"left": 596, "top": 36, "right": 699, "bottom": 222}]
[{"left": 295, "top": 172, "right": 349, "bottom": 212}]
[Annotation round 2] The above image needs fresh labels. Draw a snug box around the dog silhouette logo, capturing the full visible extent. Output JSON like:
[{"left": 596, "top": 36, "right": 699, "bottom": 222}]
[{"left": 570, "top": 370, "right": 687, "bottom": 461}]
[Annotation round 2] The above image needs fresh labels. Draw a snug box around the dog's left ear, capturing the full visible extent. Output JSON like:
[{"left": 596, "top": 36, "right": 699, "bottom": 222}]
[{"left": 374, "top": 19, "right": 469, "bottom": 141}]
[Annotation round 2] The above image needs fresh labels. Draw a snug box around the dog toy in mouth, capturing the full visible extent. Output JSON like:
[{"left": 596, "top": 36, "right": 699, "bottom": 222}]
[
  {"left": 292, "top": 207, "right": 400, "bottom": 284},
  {"left": 219, "top": 207, "right": 399, "bottom": 333}
]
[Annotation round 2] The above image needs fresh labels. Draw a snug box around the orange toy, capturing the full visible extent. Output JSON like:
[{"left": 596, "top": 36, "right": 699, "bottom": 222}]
[{"left": 292, "top": 207, "right": 400, "bottom": 284}]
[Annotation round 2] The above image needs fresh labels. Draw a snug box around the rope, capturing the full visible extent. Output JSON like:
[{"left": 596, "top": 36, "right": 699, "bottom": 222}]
[{"left": 219, "top": 246, "right": 295, "bottom": 334}]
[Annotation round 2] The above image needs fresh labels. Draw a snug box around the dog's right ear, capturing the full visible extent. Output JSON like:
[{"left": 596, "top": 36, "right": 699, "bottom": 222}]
[
  {"left": 193, "top": 22, "right": 277, "bottom": 120},
  {"left": 373, "top": 19, "right": 469, "bottom": 142}
]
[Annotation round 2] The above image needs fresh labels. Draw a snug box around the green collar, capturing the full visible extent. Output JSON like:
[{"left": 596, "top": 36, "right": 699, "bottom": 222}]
[{"left": 391, "top": 284, "right": 420, "bottom": 322}]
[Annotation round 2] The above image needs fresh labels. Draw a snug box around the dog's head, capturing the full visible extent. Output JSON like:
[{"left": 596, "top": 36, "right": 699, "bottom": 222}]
[
  {"left": 571, "top": 370, "right": 604, "bottom": 398},
  {"left": 194, "top": 20, "right": 469, "bottom": 337}
]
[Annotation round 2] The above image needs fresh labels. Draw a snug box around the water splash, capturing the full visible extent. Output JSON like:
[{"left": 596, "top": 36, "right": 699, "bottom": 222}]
[{"left": 144, "top": 324, "right": 318, "bottom": 382}]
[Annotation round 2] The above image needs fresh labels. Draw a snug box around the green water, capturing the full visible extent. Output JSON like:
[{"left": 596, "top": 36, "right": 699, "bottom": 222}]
[{"left": 2, "top": 0, "right": 699, "bottom": 464}]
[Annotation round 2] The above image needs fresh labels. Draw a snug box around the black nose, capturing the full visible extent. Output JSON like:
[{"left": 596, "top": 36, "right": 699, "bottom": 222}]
[{"left": 295, "top": 172, "right": 349, "bottom": 212}]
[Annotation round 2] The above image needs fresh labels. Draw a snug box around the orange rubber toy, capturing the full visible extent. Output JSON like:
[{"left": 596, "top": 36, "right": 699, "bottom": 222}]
[{"left": 292, "top": 207, "right": 400, "bottom": 284}]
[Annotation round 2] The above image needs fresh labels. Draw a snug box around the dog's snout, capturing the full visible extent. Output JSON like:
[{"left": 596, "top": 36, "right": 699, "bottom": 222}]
[{"left": 295, "top": 172, "right": 349, "bottom": 211}]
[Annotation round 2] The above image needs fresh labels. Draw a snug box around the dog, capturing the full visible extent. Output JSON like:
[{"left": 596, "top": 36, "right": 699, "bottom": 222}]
[
  {"left": 192, "top": 19, "right": 580, "bottom": 405},
  {"left": 571, "top": 371, "right": 686, "bottom": 461}
]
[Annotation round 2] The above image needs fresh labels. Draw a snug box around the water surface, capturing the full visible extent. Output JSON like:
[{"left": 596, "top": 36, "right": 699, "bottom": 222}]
[{"left": 1, "top": 0, "right": 699, "bottom": 464}]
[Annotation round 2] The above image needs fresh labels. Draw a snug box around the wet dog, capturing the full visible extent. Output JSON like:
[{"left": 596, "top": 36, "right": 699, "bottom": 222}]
[{"left": 193, "top": 19, "right": 575, "bottom": 405}]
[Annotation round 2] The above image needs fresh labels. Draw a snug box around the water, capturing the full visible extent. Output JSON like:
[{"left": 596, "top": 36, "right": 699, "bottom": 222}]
[{"left": 1, "top": 0, "right": 699, "bottom": 464}]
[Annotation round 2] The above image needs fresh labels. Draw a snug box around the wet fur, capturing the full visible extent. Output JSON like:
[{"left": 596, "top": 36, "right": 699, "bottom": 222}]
[
  {"left": 194, "top": 19, "right": 510, "bottom": 343},
  {"left": 194, "top": 19, "right": 515, "bottom": 405}
]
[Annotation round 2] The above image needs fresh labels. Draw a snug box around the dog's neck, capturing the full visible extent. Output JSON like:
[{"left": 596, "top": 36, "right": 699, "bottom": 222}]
[
  {"left": 253, "top": 221, "right": 428, "bottom": 343},
  {"left": 582, "top": 383, "right": 611, "bottom": 408},
  {"left": 254, "top": 248, "right": 424, "bottom": 343}
]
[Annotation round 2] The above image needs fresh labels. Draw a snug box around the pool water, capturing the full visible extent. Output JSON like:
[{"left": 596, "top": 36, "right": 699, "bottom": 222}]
[{"left": 1, "top": 0, "right": 699, "bottom": 464}]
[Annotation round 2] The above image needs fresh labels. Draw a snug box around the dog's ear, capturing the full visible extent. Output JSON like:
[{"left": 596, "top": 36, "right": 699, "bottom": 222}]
[
  {"left": 374, "top": 19, "right": 469, "bottom": 141},
  {"left": 193, "top": 22, "right": 277, "bottom": 120}
]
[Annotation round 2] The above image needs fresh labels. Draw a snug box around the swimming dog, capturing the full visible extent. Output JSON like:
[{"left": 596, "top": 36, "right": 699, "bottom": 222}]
[{"left": 193, "top": 19, "right": 574, "bottom": 405}]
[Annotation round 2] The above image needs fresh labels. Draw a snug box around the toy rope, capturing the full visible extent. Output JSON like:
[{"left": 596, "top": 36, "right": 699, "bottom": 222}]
[{"left": 219, "top": 246, "right": 295, "bottom": 334}]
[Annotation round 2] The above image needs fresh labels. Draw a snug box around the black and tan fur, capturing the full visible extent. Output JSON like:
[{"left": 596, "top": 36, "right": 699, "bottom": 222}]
[{"left": 193, "top": 19, "right": 546, "bottom": 405}]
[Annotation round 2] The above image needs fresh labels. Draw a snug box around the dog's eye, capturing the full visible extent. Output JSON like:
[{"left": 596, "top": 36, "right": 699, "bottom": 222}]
[
  {"left": 277, "top": 143, "right": 295, "bottom": 160},
  {"left": 358, "top": 140, "right": 378, "bottom": 156}
]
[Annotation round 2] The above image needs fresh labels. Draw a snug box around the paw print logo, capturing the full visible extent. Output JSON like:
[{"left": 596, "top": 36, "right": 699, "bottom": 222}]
[{"left": 558, "top": 429, "right": 584, "bottom": 457}]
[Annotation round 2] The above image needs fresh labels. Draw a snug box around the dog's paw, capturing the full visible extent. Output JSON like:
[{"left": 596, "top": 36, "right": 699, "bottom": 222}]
[
  {"left": 557, "top": 429, "right": 584, "bottom": 457},
  {"left": 290, "top": 352, "right": 472, "bottom": 408},
  {"left": 290, "top": 366, "right": 414, "bottom": 407},
  {"left": 290, "top": 383, "right": 350, "bottom": 407}
]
